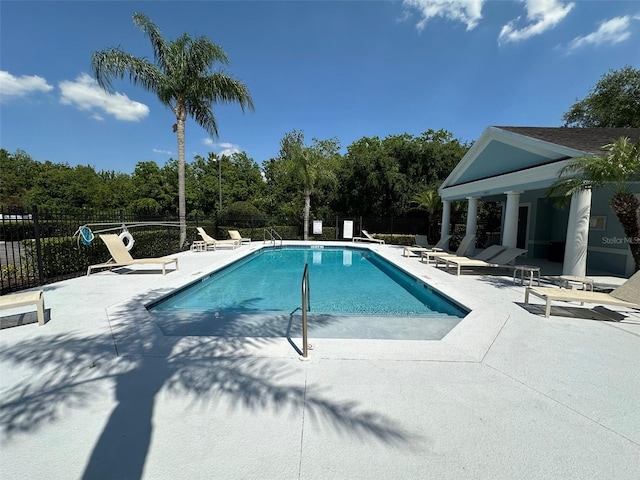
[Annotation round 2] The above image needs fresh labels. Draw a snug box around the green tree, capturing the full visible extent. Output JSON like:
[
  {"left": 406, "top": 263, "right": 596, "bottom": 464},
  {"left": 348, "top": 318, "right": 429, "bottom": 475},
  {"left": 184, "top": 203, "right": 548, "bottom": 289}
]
[
  {"left": 278, "top": 131, "right": 339, "bottom": 240},
  {"left": 0, "top": 149, "right": 40, "bottom": 209},
  {"left": 92, "top": 12, "right": 254, "bottom": 247},
  {"left": 131, "top": 161, "right": 175, "bottom": 215},
  {"left": 562, "top": 66, "right": 640, "bottom": 128},
  {"left": 547, "top": 137, "right": 640, "bottom": 271},
  {"left": 411, "top": 189, "right": 441, "bottom": 241}
]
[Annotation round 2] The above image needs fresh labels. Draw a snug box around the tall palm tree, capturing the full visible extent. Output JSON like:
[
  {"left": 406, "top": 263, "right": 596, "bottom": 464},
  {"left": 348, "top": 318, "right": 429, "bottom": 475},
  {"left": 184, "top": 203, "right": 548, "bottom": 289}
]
[
  {"left": 279, "top": 131, "right": 337, "bottom": 240},
  {"left": 91, "top": 12, "right": 254, "bottom": 247},
  {"left": 548, "top": 136, "right": 640, "bottom": 271}
]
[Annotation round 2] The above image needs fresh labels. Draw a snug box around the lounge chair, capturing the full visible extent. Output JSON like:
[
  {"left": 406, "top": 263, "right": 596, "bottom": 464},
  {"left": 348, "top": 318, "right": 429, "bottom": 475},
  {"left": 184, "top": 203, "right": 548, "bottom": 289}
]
[
  {"left": 434, "top": 247, "right": 527, "bottom": 276},
  {"left": 420, "top": 234, "right": 476, "bottom": 263},
  {"left": 87, "top": 234, "right": 178, "bottom": 275},
  {"left": 403, "top": 234, "right": 452, "bottom": 257},
  {"left": 524, "top": 271, "right": 640, "bottom": 318},
  {"left": 228, "top": 229, "right": 251, "bottom": 244},
  {"left": 0, "top": 290, "right": 45, "bottom": 326},
  {"left": 352, "top": 230, "right": 385, "bottom": 244},
  {"left": 434, "top": 244, "right": 507, "bottom": 263},
  {"left": 197, "top": 227, "right": 240, "bottom": 250}
]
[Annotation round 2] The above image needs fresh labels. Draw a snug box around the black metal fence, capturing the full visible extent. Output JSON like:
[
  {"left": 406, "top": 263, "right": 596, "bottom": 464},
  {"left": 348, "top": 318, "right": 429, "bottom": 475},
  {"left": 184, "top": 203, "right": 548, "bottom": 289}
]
[{"left": 1, "top": 206, "right": 500, "bottom": 294}]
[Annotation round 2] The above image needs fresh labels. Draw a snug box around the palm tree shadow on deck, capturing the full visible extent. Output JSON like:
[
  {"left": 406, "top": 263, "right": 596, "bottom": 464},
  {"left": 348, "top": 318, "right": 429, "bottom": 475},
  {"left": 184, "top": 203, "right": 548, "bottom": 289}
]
[{"left": 0, "top": 290, "right": 422, "bottom": 479}]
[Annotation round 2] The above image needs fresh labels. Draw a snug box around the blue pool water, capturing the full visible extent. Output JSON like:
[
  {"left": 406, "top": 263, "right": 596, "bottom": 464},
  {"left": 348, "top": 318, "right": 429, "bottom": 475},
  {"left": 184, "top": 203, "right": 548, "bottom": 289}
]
[{"left": 148, "top": 246, "right": 468, "bottom": 340}]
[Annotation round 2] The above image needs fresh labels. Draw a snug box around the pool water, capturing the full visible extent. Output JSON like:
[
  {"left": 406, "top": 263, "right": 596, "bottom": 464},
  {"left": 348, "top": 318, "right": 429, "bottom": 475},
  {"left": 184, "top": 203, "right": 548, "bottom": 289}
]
[{"left": 148, "top": 246, "right": 468, "bottom": 340}]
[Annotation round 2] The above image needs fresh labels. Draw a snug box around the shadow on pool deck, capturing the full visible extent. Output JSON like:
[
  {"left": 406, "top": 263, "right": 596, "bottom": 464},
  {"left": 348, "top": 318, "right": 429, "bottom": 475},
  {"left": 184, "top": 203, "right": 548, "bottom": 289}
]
[{"left": 0, "top": 288, "right": 422, "bottom": 479}]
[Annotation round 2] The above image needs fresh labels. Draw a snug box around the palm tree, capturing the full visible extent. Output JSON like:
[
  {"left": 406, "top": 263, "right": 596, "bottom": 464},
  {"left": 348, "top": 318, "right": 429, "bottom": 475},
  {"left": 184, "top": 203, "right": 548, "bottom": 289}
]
[
  {"left": 279, "top": 131, "right": 337, "bottom": 240},
  {"left": 547, "top": 136, "right": 640, "bottom": 271},
  {"left": 411, "top": 189, "right": 441, "bottom": 241},
  {"left": 91, "top": 12, "right": 254, "bottom": 247}
]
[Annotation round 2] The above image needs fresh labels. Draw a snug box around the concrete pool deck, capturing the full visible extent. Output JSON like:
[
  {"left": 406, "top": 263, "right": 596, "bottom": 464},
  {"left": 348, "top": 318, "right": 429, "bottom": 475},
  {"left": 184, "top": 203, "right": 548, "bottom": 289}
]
[{"left": 1, "top": 241, "right": 639, "bottom": 479}]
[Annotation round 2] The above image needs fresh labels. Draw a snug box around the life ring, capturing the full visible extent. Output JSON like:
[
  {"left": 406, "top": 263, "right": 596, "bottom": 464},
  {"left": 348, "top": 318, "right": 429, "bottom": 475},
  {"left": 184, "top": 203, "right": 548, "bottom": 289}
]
[
  {"left": 79, "top": 226, "right": 94, "bottom": 246},
  {"left": 119, "top": 230, "right": 135, "bottom": 251}
]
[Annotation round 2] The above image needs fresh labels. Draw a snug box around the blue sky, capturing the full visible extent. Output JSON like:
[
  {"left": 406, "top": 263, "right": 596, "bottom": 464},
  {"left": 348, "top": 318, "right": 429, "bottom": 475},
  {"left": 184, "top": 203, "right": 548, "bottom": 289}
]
[{"left": 1, "top": 1, "right": 639, "bottom": 174}]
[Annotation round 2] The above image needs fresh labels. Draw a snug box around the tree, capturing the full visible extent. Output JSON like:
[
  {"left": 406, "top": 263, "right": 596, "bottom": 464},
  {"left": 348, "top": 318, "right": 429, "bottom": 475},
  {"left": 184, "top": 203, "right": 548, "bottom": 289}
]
[
  {"left": 411, "top": 189, "right": 441, "bottom": 241},
  {"left": 547, "top": 137, "right": 640, "bottom": 271},
  {"left": 562, "top": 66, "right": 640, "bottom": 128},
  {"left": 92, "top": 12, "right": 254, "bottom": 247},
  {"left": 277, "top": 131, "right": 339, "bottom": 240}
]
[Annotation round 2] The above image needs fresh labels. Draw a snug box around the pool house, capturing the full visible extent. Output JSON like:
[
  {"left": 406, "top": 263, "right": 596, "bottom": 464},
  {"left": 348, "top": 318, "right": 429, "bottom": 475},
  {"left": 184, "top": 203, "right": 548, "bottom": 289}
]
[{"left": 438, "top": 126, "right": 640, "bottom": 277}]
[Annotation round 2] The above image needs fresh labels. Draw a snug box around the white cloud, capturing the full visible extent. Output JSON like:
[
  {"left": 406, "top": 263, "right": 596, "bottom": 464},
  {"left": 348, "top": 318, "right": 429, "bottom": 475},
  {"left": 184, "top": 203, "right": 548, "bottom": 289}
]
[
  {"left": 202, "top": 138, "right": 241, "bottom": 156},
  {"left": 59, "top": 73, "right": 149, "bottom": 121},
  {"left": 568, "top": 16, "right": 633, "bottom": 51},
  {"left": 402, "top": 0, "right": 484, "bottom": 31},
  {"left": 0, "top": 70, "right": 53, "bottom": 101},
  {"left": 499, "top": 0, "right": 574, "bottom": 43},
  {"left": 153, "top": 148, "right": 173, "bottom": 155}
]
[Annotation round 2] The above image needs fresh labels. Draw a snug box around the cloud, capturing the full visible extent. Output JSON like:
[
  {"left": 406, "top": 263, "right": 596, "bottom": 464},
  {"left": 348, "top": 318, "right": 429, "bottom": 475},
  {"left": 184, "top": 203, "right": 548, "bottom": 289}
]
[
  {"left": 0, "top": 70, "right": 53, "bottom": 101},
  {"left": 153, "top": 148, "right": 174, "bottom": 155},
  {"left": 499, "top": 0, "right": 574, "bottom": 43},
  {"left": 202, "top": 138, "right": 241, "bottom": 156},
  {"left": 59, "top": 73, "right": 149, "bottom": 121},
  {"left": 402, "top": 0, "right": 484, "bottom": 31},
  {"left": 567, "top": 15, "right": 634, "bottom": 51}
]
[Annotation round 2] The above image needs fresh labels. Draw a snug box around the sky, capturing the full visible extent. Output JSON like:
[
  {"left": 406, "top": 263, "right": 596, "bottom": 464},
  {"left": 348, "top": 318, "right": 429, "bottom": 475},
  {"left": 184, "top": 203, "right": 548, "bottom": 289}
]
[{"left": 1, "top": 0, "right": 639, "bottom": 174}]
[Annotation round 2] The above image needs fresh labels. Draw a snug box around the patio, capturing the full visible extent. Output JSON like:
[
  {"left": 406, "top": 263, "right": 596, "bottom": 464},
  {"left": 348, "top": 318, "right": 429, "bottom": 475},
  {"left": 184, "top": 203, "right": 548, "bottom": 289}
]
[{"left": 1, "top": 242, "right": 638, "bottom": 479}]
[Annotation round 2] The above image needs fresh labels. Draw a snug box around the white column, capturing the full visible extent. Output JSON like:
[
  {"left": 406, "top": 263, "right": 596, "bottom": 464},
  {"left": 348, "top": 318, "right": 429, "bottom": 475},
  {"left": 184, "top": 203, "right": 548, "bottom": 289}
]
[
  {"left": 563, "top": 188, "right": 592, "bottom": 277},
  {"left": 502, "top": 191, "right": 522, "bottom": 248},
  {"left": 441, "top": 200, "right": 451, "bottom": 250},
  {"left": 466, "top": 197, "right": 478, "bottom": 255}
]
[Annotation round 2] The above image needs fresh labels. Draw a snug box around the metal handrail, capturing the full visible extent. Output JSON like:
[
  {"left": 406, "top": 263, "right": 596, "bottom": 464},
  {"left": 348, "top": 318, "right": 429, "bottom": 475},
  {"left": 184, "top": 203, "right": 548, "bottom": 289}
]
[
  {"left": 300, "top": 263, "right": 310, "bottom": 360},
  {"left": 263, "top": 228, "right": 283, "bottom": 247}
]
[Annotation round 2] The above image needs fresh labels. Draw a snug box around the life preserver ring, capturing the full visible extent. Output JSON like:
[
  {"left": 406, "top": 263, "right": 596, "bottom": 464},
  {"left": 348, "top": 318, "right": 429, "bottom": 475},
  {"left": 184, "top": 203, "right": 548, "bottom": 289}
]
[{"left": 119, "top": 230, "right": 135, "bottom": 251}]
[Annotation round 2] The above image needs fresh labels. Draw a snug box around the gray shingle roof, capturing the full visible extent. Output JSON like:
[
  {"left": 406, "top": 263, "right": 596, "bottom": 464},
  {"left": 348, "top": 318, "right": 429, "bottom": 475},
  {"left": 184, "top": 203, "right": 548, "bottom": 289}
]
[{"left": 493, "top": 126, "right": 640, "bottom": 154}]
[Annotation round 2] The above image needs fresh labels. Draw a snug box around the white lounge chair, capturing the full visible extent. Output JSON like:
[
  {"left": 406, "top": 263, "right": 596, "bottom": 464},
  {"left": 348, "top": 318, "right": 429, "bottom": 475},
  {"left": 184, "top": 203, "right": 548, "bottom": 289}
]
[
  {"left": 87, "top": 234, "right": 179, "bottom": 275},
  {"left": 433, "top": 244, "right": 507, "bottom": 263},
  {"left": 403, "top": 234, "right": 452, "bottom": 257},
  {"left": 420, "top": 234, "right": 476, "bottom": 263},
  {"left": 228, "top": 229, "right": 251, "bottom": 244},
  {"left": 434, "top": 247, "right": 527, "bottom": 276},
  {"left": 524, "top": 271, "right": 640, "bottom": 318},
  {"left": 0, "top": 290, "right": 45, "bottom": 326},
  {"left": 197, "top": 227, "right": 240, "bottom": 250},
  {"left": 352, "top": 230, "right": 385, "bottom": 244}
]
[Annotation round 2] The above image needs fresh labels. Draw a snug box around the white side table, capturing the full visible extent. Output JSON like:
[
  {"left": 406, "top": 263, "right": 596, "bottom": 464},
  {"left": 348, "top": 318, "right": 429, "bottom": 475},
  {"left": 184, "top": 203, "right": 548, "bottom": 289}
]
[
  {"left": 513, "top": 265, "right": 541, "bottom": 286},
  {"left": 190, "top": 241, "right": 206, "bottom": 252},
  {"left": 559, "top": 275, "right": 594, "bottom": 291}
]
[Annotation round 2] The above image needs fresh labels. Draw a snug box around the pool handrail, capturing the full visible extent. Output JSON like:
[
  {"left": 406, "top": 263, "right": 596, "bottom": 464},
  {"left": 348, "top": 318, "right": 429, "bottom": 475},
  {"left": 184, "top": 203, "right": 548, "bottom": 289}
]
[
  {"left": 300, "top": 263, "right": 310, "bottom": 360},
  {"left": 263, "top": 228, "right": 283, "bottom": 247}
]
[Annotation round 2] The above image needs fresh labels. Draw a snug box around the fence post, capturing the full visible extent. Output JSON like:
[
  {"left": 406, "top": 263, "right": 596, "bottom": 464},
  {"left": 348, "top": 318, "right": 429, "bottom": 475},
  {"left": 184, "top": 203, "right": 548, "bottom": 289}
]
[{"left": 32, "top": 205, "right": 45, "bottom": 285}]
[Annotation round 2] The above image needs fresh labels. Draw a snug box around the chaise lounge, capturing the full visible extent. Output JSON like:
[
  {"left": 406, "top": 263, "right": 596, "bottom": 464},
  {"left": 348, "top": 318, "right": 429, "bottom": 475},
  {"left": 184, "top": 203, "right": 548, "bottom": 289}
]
[
  {"left": 352, "top": 230, "right": 385, "bottom": 244},
  {"left": 228, "top": 229, "right": 251, "bottom": 244},
  {"left": 524, "top": 271, "right": 640, "bottom": 318},
  {"left": 0, "top": 290, "right": 46, "bottom": 326},
  {"left": 197, "top": 227, "right": 240, "bottom": 250},
  {"left": 434, "top": 247, "right": 527, "bottom": 276},
  {"left": 420, "top": 234, "right": 476, "bottom": 263},
  {"left": 87, "top": 234, "right": 179, "bottom": 275},
  {"left": 403, "top": 234, "right": 452, "bottom": 257}
]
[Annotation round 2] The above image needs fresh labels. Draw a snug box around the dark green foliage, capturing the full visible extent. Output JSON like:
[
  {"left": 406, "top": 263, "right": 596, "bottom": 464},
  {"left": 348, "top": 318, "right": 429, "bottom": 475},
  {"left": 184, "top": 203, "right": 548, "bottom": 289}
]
[{"left": 563, "top": 66, "right": 640, "bottom": 128}]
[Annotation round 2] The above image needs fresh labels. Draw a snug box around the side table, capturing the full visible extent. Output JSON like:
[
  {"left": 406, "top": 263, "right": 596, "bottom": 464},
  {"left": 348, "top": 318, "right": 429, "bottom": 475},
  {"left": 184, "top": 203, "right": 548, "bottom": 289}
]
[
  {"left": 513, "top": 265, "right": 541, "bottom": 286},
  {"left": 559, "top": 275, "right": 594, "bottom": 291},
  {"left": 190, "top": 240, "right": 206, "bottom": 252}
]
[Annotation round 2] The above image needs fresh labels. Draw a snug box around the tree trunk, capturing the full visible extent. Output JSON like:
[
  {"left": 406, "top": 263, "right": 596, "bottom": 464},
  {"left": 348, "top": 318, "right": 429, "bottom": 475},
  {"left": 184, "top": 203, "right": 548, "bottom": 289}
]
[
  {"left": 175, "top": 104, "right": 187, "bottom": 248},
  {"left": 304, "top": 189, "right": 311, "bottom": 241},
  {"left": 610, "top": 192, "right": 640, "bottom": 271}
]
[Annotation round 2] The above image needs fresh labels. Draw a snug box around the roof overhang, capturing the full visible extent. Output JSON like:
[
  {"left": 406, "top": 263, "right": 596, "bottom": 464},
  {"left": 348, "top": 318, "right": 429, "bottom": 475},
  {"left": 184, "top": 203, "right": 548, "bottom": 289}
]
[{"left": 439, "top": 126, "right": 589, "bottom": 201}]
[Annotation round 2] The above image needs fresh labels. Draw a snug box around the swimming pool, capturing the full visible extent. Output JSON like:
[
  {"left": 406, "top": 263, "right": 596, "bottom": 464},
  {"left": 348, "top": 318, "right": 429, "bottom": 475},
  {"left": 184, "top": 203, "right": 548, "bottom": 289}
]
[{"left": 148, "top": 246, "right": 468, "bottom": 340}]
